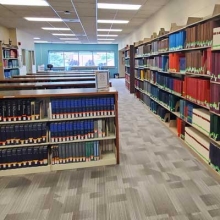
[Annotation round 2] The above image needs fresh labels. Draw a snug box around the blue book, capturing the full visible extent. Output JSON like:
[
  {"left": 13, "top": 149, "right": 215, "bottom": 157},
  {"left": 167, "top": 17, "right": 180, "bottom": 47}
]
[
  {"left": 81, "top": 98, "right": 86, "bottom": 116},
  {"left": 66, "top": 99, "right": 71, "bottom": 118}
]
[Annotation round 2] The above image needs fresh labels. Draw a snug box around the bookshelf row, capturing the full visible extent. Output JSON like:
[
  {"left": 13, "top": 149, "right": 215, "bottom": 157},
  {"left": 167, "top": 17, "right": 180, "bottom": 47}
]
[
  {"left": 123, "top": 8, "right": 220, "bottom": 173},
  {"left": 0, "top": 88, "right": 119, "bottom": 176},
  {"left": 0, "top": 43, "right": 20, "bottom": 79}
]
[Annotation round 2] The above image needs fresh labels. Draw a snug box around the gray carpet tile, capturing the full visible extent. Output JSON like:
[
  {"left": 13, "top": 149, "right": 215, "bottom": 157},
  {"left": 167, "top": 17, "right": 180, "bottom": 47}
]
[{"left": 0, "top": 79, "right": 220, "bottom": 220}]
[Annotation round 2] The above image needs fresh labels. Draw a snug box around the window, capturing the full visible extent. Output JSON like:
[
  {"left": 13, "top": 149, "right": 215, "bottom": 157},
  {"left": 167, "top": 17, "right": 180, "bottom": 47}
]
[
  {"left": 64, "top": 52, "right": 79, "bottom": 67},
  {"left": 48, "top": 51, "right": 115, "bottom": 67},
  {"left": 79, "top": 51, "right": 93, "bottom": 66},
  {"left": 48, "top": 51, "right": 64, "bottom": 67}
]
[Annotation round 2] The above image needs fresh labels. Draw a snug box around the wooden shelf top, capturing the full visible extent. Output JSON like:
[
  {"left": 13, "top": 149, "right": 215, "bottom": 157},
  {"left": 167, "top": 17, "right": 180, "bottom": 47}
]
[
  {"left": 13, "top": 74, "right": 95, "bottom": 78},
  {"left": 0, "top": 87, "right": 118, "bottom": 99},
  {"left": 0, "top": 76, "right": 95, "bottom": 83},
  {"left": 0, "top": 81, "right": 96, "bottom": 89}
]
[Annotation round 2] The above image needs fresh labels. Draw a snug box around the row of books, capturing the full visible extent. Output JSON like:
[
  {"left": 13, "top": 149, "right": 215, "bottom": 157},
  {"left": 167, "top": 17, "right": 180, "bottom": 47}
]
[
  {"left": 51, "top": 141, "right": 101, "bottom": 164},
  {"left": 4, "top": 69, "right": 19, "bottom": 78},
  {"left": 135, "top": 59, "right": 144, "bottom": 67},
  {"left": 135, "top": 45, "right": 144, "bottom": 56},
  {"left": 0, "top": 99, "right": 43, "bottom": 122},
  {"left": 210, "top": 114, "right": 220, "bottom": 141},
  {"left": 50, "top": 119, "right": 114, "bottom": 142},
  {"left": 156, "top": 73, "right": 183, "bottom": 96},
  {"left": 184, "top": 77, "right": 210, "bottom": 107},
  {"left": 3, "top": 49, "right": 17, "bottom": 59},
  {"left": 169, "top": 31, "right": 186, "bottom": 51},
  {"left": 210, "top": 142, "right": 220, "bottom": 169},
  {"left": 185, "top": 126, "right": 210, "bottom": 161},
  {"left": 185, "top": 21, "right": 213, "bottom": 48},
  {"left": 158, "top": 39, "right": 169, "bottom": 53},
  {"left": 211, "top": 52, "right": 220, "bottom": 82},
  {"left": 210, "top": 84, "right": 220, "bottom": 114},
  {"left": 3, "top": 59, "right": 19, "bottom": 68},
  {"left": 151, "top": 41, "right": 158, "bottom": 54},
  {"left": 169, "top": 53, "right": 185, "bottom": 72},
  {"left": 0, "top": 146, "right": 48, "bottom": 170},
  {"left": 177, "top": 118, "right": 185, "bottom": 138},
  {"left": 185, "top": 50, "right": 211, "bottom": 74},
  {"left": 124, "top": 50, "right": 130, "bottom": 58},
  {"left": 0, "top": 123, "right": 47, "bottom": 146},
  {"left": 51, "top": 97, "right": 115, "bottom": 119}
]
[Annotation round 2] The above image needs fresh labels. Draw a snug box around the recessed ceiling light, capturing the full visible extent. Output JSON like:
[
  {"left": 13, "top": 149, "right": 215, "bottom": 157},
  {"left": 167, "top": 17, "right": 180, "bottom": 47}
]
[
  {"left": 97, "top": 34, "right": 118, "bottom": 37},
  {"left": 98, "top": 20, "right": 129, "bottom": 24},
  {"left": 52, "top": 33, "right": 76, "bottom": 36},
  {"left": 34, "top": 41, "right": 48, "bottom": 43},
  {"left": 42, "top": 27, "right": 71, "bottom": 30},
  {"left": 0, "top": 0, "right": 49, "bottom": 6},
  {"left": 98, "top": 3, "right": 141, "bottom": 10},
  {"left": 98, "top": 39, "right": 115, "bottom": 41},
  {"left": 98, "top": 29, "right": 122, "bottom": 32},
  {"left": 33, "top": 37, "right": 40, "bottom": 40},
  {"left": 60, "top": 38, "right": 79, "bottom": 40},
  {"left": 25, "top": 17, "right": 62, "bottom": 22}
]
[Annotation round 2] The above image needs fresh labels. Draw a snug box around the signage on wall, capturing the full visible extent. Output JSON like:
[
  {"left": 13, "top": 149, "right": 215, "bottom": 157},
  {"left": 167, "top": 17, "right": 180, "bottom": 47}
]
[{"left": 95, "top": 70, "right": 110, "bottom": 91}]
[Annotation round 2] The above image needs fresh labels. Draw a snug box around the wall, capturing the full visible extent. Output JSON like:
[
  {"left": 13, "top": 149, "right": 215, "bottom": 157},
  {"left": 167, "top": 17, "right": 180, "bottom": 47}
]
[
  {"left": 0, "top": 25, "right": 10, "bottom": 44},
  {"left": 35, "top": 43, "right": 118, "bottom": 77},
  {"left": 118, "top": 0, "right": 220, "bottom": 49},
  {"left": 16, "top": 29, "right": 36, "bottom": 74}
]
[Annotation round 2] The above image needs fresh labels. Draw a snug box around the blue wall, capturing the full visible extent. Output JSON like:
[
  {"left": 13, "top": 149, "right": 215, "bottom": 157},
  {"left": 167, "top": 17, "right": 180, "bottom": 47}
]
[{"left": 35, "top": 43, "right": 118, "bottom": 77}]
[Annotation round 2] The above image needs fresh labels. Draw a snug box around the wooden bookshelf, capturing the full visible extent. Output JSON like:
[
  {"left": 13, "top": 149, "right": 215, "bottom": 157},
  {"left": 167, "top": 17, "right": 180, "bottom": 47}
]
[
  {"left": 126, "top": 7, "right": 220, "bottom": 173},
  {"left": 0, "top": 87, "right": 119, "bottom": 176},
  {"left": 124, "top": 45, "right": 135, "bottom": 93},
  {"left": 0, "top": 42, "right": 19, "bottom": 80},
  {"left": 0, "top": 81, "right": 96, "bottom": 90},
  {"left": 13, "top": 73, "right": 95, "bottom": 78},
  {"left": 0, "top": 76, "right": 95, "bottom": 83}
]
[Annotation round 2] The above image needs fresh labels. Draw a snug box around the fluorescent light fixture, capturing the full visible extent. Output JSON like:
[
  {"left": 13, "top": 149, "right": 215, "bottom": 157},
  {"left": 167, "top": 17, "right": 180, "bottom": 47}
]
[
  {"left": 98, "top": 20, "right": 129, "bottom": 24},
  {"left": 42, "top": 27, "right": 71, "bottom": 30},
  {"left": 60, "top": 38, "right": 79, "bottom": 40},
  {"left": 0, "top": 0, "right": 49, "bottom": 6},
  {"left": 65, "top": 41, "right": 81, "bottom": 43},
  {"left": 25, "top": 17, "right": 62, "bottom": 22},
  {"left": 34, "top": 40, "right": 48, "bottom": 43},
  {"left": 98, "top": 3, "right": 141, "bottom": 10},
  {"left": 33, "top": 37, "right": 40, "bottom": 40},
  {"left": 98, "top": 41, "right": 112, "bottom": 44},
  {"left": 52, "top": 33, "right": 76, "bottom": 36},
  {"left": 98, "top": 29, "right": 122, "bottom": 32},
  {"left": 97, "top": 34, "right": 118, "bottom": 37},
  {"left": 98, "top": 39, "right": 115, "bottom": 41}
]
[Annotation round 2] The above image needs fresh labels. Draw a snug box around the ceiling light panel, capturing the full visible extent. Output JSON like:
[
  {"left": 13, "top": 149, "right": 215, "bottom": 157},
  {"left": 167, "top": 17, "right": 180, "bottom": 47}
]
[
  {"left": 34, "top": 41, "right": 48, "bottom": 43},
  {"left": 42, "top": 27, "right": 71, "bottom": 30},
  {"left": 98, "top": 3, "right": 141, "bottom": 10},
  {"left": 98, "top": 39, "right": 115, "bottom": 41},
  {"left": 33, "top": 37, "right": 40, "bottom": 40},
  {"left": 65, "top": 41, "right": 81, "bottom": 43},
  {"left": 60, "top": 38, "right": 79, "bottom": 40},
  {"left": 0, "top": 0, "right": 49, "bottom": 6},
  {"left": 52, "top": 33, "right": 76, "bottom": 36},
  {"left": 98, "top": 20, "right": 129, "bottom": 24},
  {"left": 98, "top": 29, "right": 122, "bottom": 32},
  {"left": 97, "top": 34, "right": 118, "bottom": 37},
  {"left": 25, "top": 17, "right": 62, "bottom": 22}
]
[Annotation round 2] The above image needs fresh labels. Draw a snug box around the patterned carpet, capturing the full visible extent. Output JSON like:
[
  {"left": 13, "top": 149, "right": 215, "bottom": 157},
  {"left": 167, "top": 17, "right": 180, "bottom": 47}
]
[{"left": 1, "top": 79, "right": 220, "bottom": 220}]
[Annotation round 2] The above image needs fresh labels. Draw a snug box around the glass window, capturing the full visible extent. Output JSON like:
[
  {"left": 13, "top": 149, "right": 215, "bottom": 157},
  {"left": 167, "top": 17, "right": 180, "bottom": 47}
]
[
  {"left": 48, "top": 51, "right": 115, "bottom": 67},
  {"left": 48, "top": 51, "right": 64, "bottom": 67},
  {"left": 79, "top": 51, "right": 93, "bottom": 66},
  {"left": 64, "top": 52, "right": 79, "bottom": 67},
  {"left": 93, "top": 52, "right": 107, "bottom": 67},
  {"left": 107, "top": 52, "right": 115, "bottom": 66}
]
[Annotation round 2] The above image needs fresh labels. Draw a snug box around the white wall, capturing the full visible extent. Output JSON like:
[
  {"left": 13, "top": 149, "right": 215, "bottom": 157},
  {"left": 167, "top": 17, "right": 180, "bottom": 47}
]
[
  {"left": 118, "top": 0, "right": 220, "bottom": 49},
  {"left": 16, "top": 29, "right": 36, "bottom": 74}
]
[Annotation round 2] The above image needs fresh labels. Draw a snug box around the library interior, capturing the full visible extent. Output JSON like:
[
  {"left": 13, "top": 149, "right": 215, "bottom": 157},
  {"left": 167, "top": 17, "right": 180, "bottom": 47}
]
[{"left": 1, "top": 0, "right": 220, "bottom": 219}]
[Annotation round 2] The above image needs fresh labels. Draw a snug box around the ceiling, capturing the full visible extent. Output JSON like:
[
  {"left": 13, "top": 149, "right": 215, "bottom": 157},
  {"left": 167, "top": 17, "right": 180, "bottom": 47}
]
[{"left": 0, "top": 0, "right": 170, "bottom": 44}]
